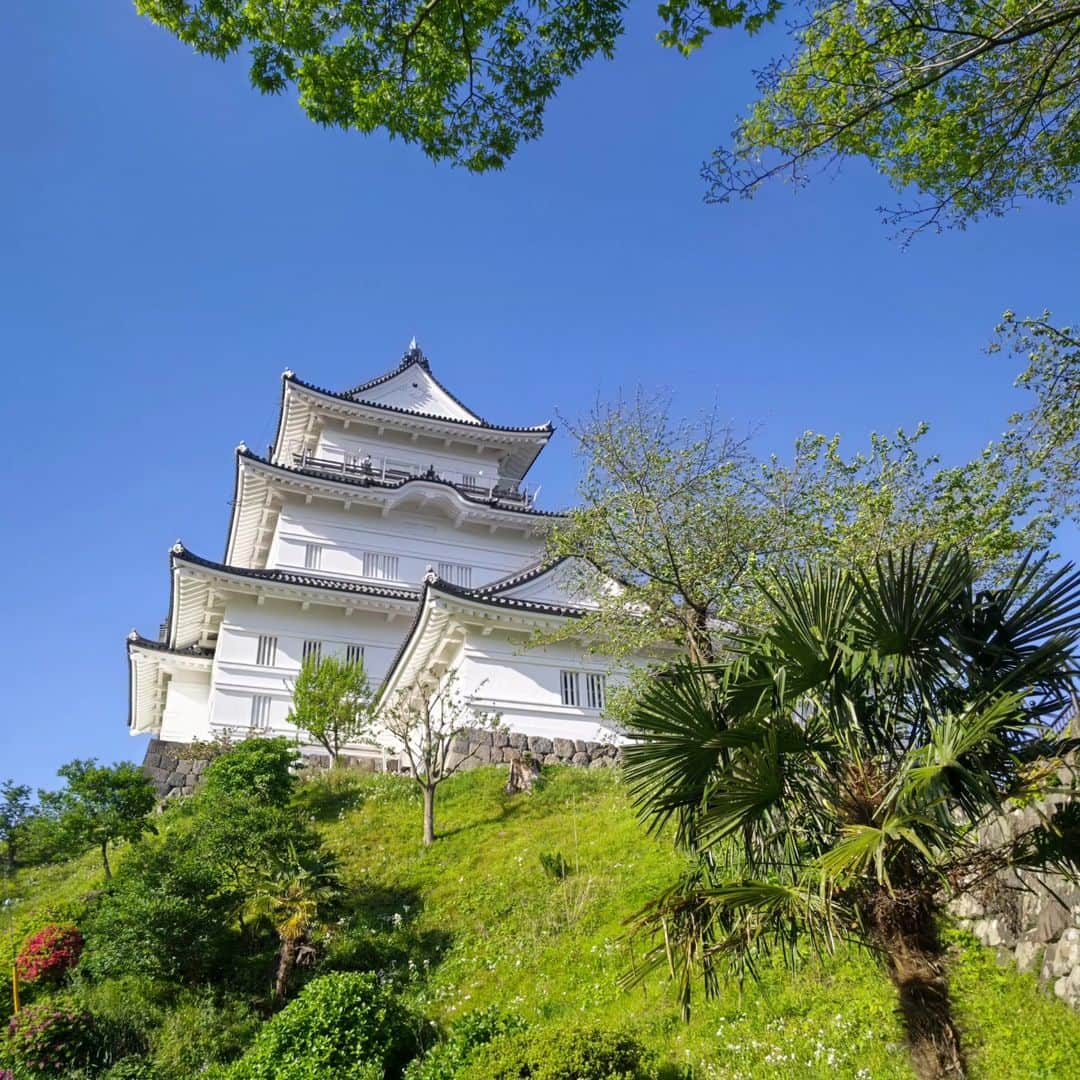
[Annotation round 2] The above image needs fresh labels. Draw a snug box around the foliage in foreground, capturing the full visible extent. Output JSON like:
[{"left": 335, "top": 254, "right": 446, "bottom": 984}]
[
  {"left": 625, "top": 545, "right": 1080, "bottom": 1079},
  {"left": 4, "top": 766, "right": 1080, "bottom": 1078}
]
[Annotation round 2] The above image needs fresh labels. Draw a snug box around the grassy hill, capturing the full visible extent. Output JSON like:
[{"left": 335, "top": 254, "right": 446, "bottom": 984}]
[{"left": 5, "top": 765, "right": 1080, "bottom": 1078}]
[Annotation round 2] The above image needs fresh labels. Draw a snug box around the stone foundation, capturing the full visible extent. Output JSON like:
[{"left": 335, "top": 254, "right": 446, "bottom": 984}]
[
  {"left": 950, "top": 763, "right": 1080, "bottom": 1008},
  {"left": 142, "top": 730, "right": 621, "bottom": 799}
]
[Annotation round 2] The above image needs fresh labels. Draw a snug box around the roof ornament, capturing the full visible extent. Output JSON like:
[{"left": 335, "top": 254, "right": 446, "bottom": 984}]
[
  {"left": 127, "top": 629, "right": 139, "bottom": 641},
  {"left": 403, "top": 337, "right": 430, "bottom": 370},
  {"left": 171, "top": 540, "right": 185, "bottom": 555},
  {"left": 282, "top": 368, "right": 294, "bottom": 379},
  {"left": 424, "top": 565, "right": 439, "bottom": 585},
  {"left": 236, "top": 440, "right": 248, "bottom": 454}
]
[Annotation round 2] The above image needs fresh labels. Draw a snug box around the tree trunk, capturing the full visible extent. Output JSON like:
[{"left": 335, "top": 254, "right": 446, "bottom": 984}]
[
  {"left": 872, "top": 898, "right": 965, "bottom": 1079},
  {"left": 273, "top": 936, "right": 298, "bottom": 1001},
  {"left": 100, "top": 840, "right": 112, "bottom": 882},
  {"left": 422, "top": 784, "right": 436, "bottom": 846},
  {"left": 686, "top": 606, "right": 715, "bottom": 665}
]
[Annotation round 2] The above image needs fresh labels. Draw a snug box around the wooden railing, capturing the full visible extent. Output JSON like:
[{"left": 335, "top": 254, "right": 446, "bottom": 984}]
[{"left": 291, "top": 451, "right": 533, "bottom": 508}]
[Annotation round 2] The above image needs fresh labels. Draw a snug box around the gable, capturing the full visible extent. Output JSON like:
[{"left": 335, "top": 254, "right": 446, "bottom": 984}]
[
  {"left": 490, "top": 558, "right": 610, "bottom": 610},
  {"left": 351, "top": 364, "right": 482, "bottom": 423}
]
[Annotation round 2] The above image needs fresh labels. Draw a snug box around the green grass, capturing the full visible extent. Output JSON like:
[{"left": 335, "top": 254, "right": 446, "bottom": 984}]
[{"left": 6, "top": 765, "right": 1080, "bottom": 1078}]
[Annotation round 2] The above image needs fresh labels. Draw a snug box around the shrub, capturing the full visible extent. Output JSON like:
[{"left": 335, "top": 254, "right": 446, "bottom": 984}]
[
  {"left": 224, "top": 972, "right": 414, "bottom": 1080},
  {"left": 458, "top": 1025, "right": 652, "bottom": 1080},
  {"left": 201, "top": 738, "right": 300, "bottom": 807},
  {"left": 15, "top": 924, "right": 83, "bottom": 985},
  {"left": 538, "top": 852, "right": 570, "bottom": 880},
  {"left": 7, "top": 1000, "right": 98, "bottom": 1075},
  {"left": 150, "top": 992, "right": 260, "bottom": 1079},
  {"left": 81, "top": 839, "right": 238, "bottom": 984},
  {"left": 102, "top": 1059, "right": 156, "bottom": 1079},
  {"left": 404, "top": 1008, "right": 527, "bottom": 1080}
]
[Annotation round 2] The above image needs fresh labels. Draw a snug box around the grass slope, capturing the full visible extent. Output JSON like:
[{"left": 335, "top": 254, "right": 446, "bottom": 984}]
[{"left": 6, "top": 765, "right": 1080, "bottom": 1078}]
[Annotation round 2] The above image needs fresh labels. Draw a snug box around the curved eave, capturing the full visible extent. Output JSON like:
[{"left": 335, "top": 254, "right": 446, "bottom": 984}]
[
  {"left": 345, "top": 356, "right": 486, "bottom": 424},
  {"left": 226, "top": 449, "right": 562, "bottom": 568},
  {"left": 126, "top": 635, "right": 214, "bottom": 735},
  {"left": 378, "top": 578, "right": 586, "bottom": 707},
  {"left": 272, "top": 375, "right": 552, "bottom": 484},
  {"left": 167, "top": 545, "right": 421, "bottom": 650}
]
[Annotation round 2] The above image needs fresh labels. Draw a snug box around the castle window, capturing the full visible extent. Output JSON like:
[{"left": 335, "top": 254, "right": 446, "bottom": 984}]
[
  {"left": 256, "top": 634, "right": 278, "bottom": 666},
  {"left": 345, "top": 644, "right": 364, "bottom": 666},
  {"left": 437, "top": 562, "right": 473, "bottom": 588},
  {"left": 304, "top": 543, "right": 322, "bottom": 571},
  {"left": 559, "top": 670, "right": 580, "bottom": 707},
  {"left": 302, "top": 639, "right": 322, "bottom": 665},
  {"left": 586, "top": 673, "right": 606, "bottom": 711},
  {"left": 250, "top": 695, "right": 272, "bottom": 730},
  {"left": 362, "top": 552, "right": 400, "bottom": 581}
]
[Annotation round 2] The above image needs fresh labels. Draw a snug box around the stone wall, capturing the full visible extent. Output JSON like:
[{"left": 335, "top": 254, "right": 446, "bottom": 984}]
[
  {"left": 950, "top": 768, "right": 1080, "bottom": 1008},
  {"left": 447, "top": 728, "right": 622, "bottom": 771},
  {"left": 142, "top": 730, "right": 621, "bottom": 799}
]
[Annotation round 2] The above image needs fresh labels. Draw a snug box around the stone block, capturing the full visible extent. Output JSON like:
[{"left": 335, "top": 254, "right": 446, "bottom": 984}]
[
  {"left": 951, "top": 894, "right": 985, "bottom": 921},
  {"left": 509, "top": 733, "right": 529, "bottom": 750},
  {"left": 492, "top": 731, "right": 509, "bottom": 749},
  {"left": 572, "top": 752, "right": 590, "bottom": 766},
  {"left": 543, "top": 753, "right": 561, "bottom": 765},
  {"left": 529, "top": 737, "right": 553, "bottom": 755},
  {"left": 585, "top": 741, "right": 601, "bottom": 754},
  {"left": 553, "top": 738, "right": 576, "bottom": 759},
  {"left": 574, "top": 740, "right": 589, "bottom": 754},
  {"left": 472, "top": 744, "right": 492, "bottom": 764},
  {"left": 502, "top": 748, "right": 520, "bottom": 764},
  {"left": 165, "top": 771, "right": 184, "bottom": 790},
  {"left": 1015, "top": 939, "right": 1042, "bottom": 974},
  {"left": 1034, "top": 896, "right": 1072, "bottom": 944},
  {"left": 468, "top": 729, "right": 493, "bottom": 747}
]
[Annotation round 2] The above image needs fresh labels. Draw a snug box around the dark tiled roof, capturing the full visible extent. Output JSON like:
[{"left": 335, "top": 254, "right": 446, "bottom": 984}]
[
  {"left": 239, "top": 449, "right": 566, "bottom": 519},
  {"left": 127, "top": 634, "right": 214, "bottom": 658},
  {"left": 172, "top": 545, "right": 422, "bottom": 603},
  {"left": 471, "top": 556, "right": 573, "bottom": 595},
  {"left": 344, "top": 346, "right": 488, "bottom": 428},
  {"left": 429, "top": 575, "right": 587, "bottom": 618},
  {"left": 286, "top": 373, "right": 553, "bottom": 436}
]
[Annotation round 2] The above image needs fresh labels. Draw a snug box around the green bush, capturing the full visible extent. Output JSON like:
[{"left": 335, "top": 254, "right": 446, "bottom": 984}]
[
  {"left": 149, "top": 992, "right": 260, "bottom": 1079},
  {"left": 6, "top": 1000, "right": 98, "bottom": 1076},
  {"left": 81, "top": 840, "right": 237, "bottom": 984},
  {"left": 101, "top": 1059, "right": 156, "bottom": 1079},
  {"left": 201, "top": 738, "right": 300, "bottom": 807},
  {"left": 405, "top": 1007, "right": 527, "bottom": 1080},
  {"left": 458, "top": 1025, "right": 652, "bottom": 1080},
  {"left": 223, "top": 972, "right": 415, "bottom": 1080}
]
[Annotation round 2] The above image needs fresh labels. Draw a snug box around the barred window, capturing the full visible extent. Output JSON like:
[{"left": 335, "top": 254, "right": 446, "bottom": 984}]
[
  {"left": 302, "top": 639, "right": 322, "bottom": 665},
  {"left": 559, "top": 670, "right": 580, "bottom": 707},
  {"left": 250, "top": 695, "right": 272, "bottom": 730},
  {"left": 256, "top": 634, "right": 278, "bottom": 666},
  {"left": 304, "top": 543, "right": 322, "bottom": 570},
  {"left": 345, "top": 643, "right": 364, "bottom": 666},
  {"left": 437, "top": 561, "right": 472, "bottom": 587},
  {"left": 586, "top": 673, "right": 606, "bottom": 711},
  {"left": 362, "top": 552, "right": 399, "bottom": 580}
]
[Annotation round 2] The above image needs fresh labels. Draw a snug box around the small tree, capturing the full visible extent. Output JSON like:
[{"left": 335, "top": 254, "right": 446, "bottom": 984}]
[
  {"left": 380, "top": 670, "right": 501, "bottom": 845},
  {"left": 54, "top": 761, "right": 156, "bottom": 881},
  {"left": 0, "top": 780, "right": 32, "bottom": 873},
  {"left": 288, "top": 655, "right": 374, "bottom": 766}
]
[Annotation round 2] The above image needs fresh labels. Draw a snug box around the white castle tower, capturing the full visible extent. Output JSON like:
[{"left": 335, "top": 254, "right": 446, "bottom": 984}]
[{"left": 127, "top": 343, "right": 631, "bottom": 764}]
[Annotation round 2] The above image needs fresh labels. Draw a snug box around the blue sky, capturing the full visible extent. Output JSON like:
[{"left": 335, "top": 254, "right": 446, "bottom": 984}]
[{"left": 2, "top": 4, "right": 1077, "bottom": 790}]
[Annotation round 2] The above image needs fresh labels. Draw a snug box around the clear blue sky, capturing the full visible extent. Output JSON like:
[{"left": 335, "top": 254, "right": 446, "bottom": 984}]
[{"left": 2, "top": 4, "right": 1077, "bottom": 790}]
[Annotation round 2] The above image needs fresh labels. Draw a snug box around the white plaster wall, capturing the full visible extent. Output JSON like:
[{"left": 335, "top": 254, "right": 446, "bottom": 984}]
[
  {"left": 207, "top": 595, "right": 413, "bottom": 740},
  {"left": 315, "top": 424, "right": 507, "bottom": 488},
  {"left": 160, "top": 670, "right": 212, "bottom": 743},
  {"left": 447, "top": 633, "right": 629, "bottom": 744},
  {"left": 267, "top": 501, "right": 544, "bottom": 588}
]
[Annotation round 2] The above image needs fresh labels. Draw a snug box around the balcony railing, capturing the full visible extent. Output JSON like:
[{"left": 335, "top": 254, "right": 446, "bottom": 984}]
[{"left": 291, "top": 450, "right": 534, "bottom": 508}]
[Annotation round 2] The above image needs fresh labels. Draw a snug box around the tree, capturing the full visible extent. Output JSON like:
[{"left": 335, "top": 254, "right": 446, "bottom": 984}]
[
  {"left": 248, "top": 844, "right": 340, "bottom": 1000},
  {"left": 622, "top": 545, "right": 1080, "bottom": 1079},
  {"left": 135, "top": 2, "right": 1080, "bottom": 235},
  {"left": 380, "top": 669, "right": 501, "bottom": 845},
  {"left": 134, "top": 0, "right": 624, "bottom": 171},
  {"left": 548, "top": 348, "right": 1080, "bottom": 673},
  {"left": 288, "top": 654, "right": 375, "bottom": 766},
  {"left": 704, "top": 1, "right": 1080, "bottom": 237},
  {"left": 53, "top": 761, "right": 156, "bottom": 881},
  {"left": 200, "top": 736, "right": 300, "bottom": 807},
  {"left": 0, "top": 781, "right": 32, "bottom": 873},
  {"left": 547, "top": 392, "right": 800, "bottom": 665}
]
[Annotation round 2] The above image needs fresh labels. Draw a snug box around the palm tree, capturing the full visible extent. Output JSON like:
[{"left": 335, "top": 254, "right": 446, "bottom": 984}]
[
  {"left": 623, "top": 546, "right": 1080, "bottom": 1080},
  {"left": 249, "top": 845, "right": 340, "bottom": 1001}
]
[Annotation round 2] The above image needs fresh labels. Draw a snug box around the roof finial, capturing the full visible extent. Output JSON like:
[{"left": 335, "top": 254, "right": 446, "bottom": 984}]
[{"left": 403, "top": 337, "right": 429, "bottom": 369}]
